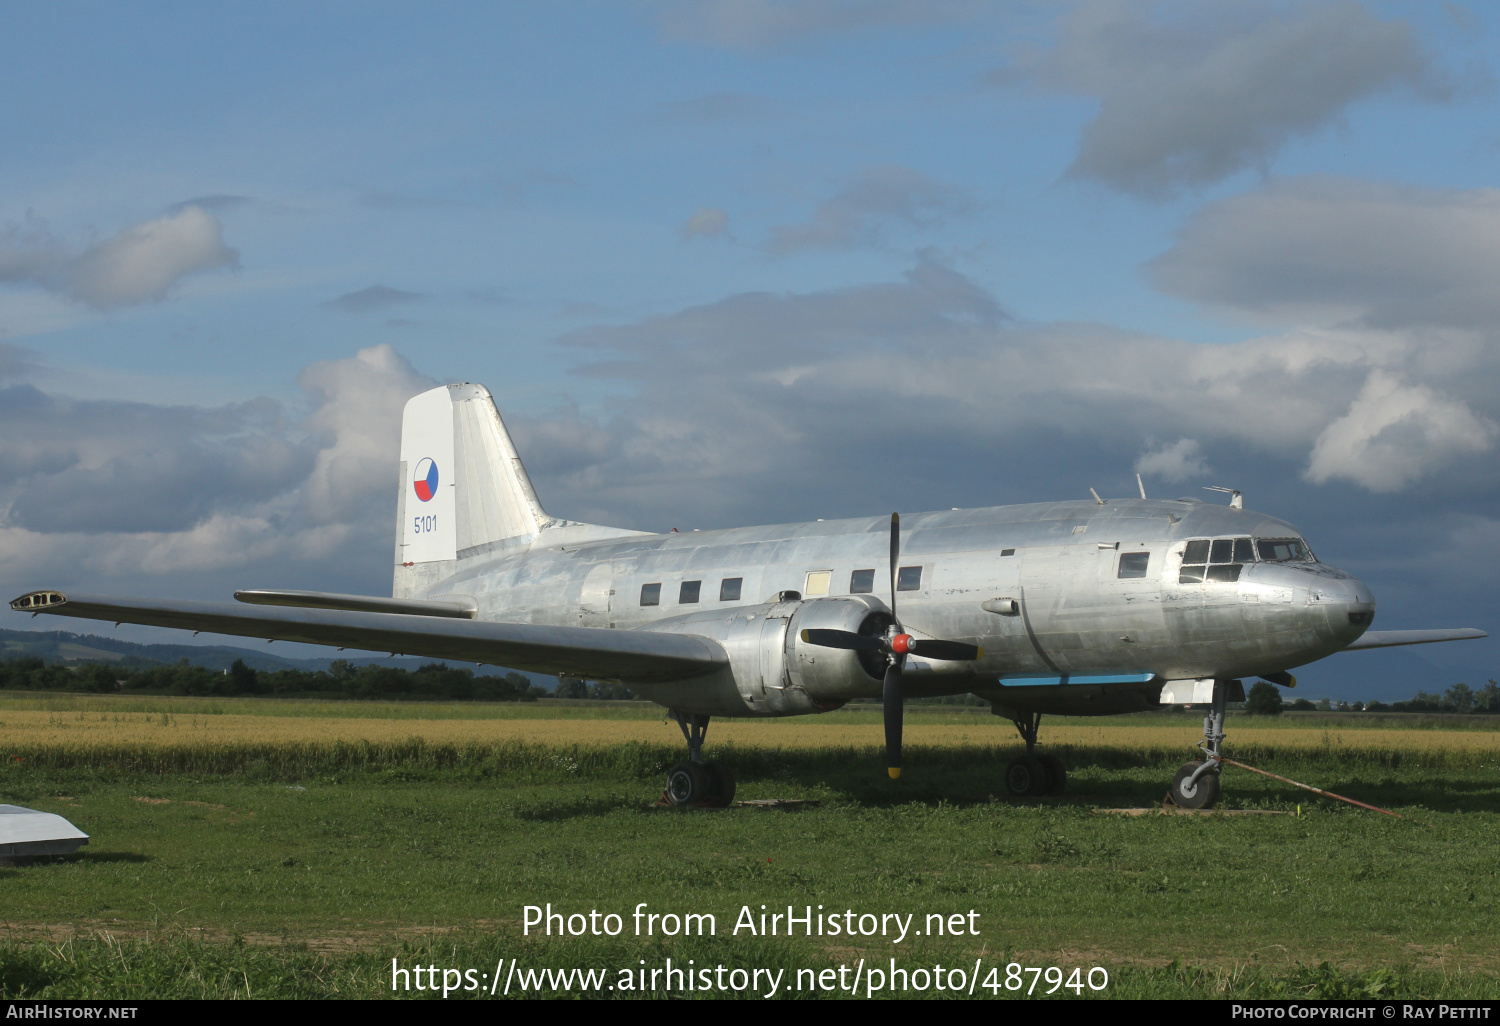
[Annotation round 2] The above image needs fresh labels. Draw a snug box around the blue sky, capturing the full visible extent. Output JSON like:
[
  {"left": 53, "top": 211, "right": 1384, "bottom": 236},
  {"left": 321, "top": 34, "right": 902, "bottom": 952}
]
[{"left": 1, "top": 1, "right": 1496, "bottom": 697}]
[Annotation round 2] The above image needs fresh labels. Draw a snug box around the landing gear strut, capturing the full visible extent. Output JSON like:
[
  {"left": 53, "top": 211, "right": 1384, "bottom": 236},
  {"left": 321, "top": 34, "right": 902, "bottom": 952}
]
[
  {"left": 1004, "top": 711, "right": 1067, "bottom": 798},
  {"left": 665, "top": 711, "right": 736, "bottom": 808},
  {"left": 1170, "top": 680, "right": 1228, "bottom": 809}
]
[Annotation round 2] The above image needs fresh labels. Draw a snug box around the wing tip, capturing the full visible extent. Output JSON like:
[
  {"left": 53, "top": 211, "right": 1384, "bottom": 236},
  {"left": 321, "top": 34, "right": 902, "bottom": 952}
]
[{"left": 10, "top": 590, "right": 67, "bottom": 612}]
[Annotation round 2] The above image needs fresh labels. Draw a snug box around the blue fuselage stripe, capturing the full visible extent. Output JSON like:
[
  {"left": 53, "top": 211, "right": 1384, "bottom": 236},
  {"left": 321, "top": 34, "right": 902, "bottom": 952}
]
[{"left": 996, "top": 673, "right": 1157, "bottom": 687}]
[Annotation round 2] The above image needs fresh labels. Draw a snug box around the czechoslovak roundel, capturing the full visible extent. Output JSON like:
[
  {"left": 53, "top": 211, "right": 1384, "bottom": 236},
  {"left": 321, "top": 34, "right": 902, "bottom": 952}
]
[{"left": 413, "top": 458, "right": 439, "bottom": 502}]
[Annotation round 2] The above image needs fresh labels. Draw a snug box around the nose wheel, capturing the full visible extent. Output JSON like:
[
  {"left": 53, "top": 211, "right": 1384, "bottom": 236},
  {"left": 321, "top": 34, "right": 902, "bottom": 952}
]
[
  {"left": 1171, "top": 761, "right": 1220, "bottom": 809},
  {"left": 1003, "top": 712, "right": 1067, "bottom": 797},
  {"left": 665, "top": 711, "right": 736, "bottom": 808}
]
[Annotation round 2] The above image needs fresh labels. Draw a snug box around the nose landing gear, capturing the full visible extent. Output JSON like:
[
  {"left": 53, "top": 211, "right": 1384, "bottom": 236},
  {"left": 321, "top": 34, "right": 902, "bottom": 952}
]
[
  {"left": 1169, "top": 679, "right": 1233, "bottom": 809},
  {"left": 665, "top": 711, "right": 736, "bottom": 808},
  {"left": 1004, "top": 712, "right": 1067, "bottom": 798}
]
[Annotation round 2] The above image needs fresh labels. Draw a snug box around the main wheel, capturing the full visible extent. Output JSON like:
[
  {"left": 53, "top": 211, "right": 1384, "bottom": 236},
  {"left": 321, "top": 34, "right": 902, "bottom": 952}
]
[
  {"left": 703, "top": 763, "right": 736, "bottom": 808},
  {"left": 1004, "top": 756, "right": 1051, "bottom": 797},
  {"left": 666, "top": 760, "right": 714, "bottom": 806},
  {"left": 1037, "top": 753, "right": 1067, "bottom": 796},
  {"left": 1171, "top": 761, "right": 1220, "bottom": 809}
]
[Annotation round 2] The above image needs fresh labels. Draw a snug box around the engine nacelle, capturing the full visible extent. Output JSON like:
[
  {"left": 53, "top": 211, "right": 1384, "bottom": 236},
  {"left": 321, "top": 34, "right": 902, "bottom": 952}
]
[
  {"left": 635, "top": 595, "right": 892, "bottom": 717},
  {"left": 783, "top": 595, "right": 893, "bottom": 701}
]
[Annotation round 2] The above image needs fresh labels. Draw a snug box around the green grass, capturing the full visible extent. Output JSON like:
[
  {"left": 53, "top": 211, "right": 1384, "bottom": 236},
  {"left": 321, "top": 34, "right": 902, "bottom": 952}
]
[{"left": 2, "top": 719, "right": 1498, "bottom": 999}]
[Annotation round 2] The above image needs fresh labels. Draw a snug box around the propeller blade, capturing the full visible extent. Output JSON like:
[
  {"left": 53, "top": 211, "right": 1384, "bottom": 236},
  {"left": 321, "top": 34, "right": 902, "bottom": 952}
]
[
  {"left": 909, "top": 639, "right": 985, "bottom": 661},
  {"left": 799, "top": 628, "right": 884, "bottom": 652},
  {"left": 888, "top": 512, "right": 900, "bottom": 622},
  {"left": 882, "top": 658, "right": 904, "bottom": 780}
]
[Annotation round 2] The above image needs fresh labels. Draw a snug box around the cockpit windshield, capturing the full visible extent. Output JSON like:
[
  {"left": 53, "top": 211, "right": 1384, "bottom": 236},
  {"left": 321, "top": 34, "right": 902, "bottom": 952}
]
[
  {"left": 1178, "top": 534, "right": 1316, "bottom": 583},
  {"left": 1257, "top": 538, "right": 1313, "bottom": 562}
]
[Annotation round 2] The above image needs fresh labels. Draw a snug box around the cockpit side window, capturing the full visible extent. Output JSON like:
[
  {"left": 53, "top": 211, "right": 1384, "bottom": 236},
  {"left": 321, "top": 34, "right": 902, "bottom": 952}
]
[{"left": 1179, "top": 536, "right": 1254, "bottom": 584}]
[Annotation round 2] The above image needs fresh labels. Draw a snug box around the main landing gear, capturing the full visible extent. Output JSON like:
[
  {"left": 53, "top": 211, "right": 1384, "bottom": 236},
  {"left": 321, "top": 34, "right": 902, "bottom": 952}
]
[
  {"left": 1004, "top": 712, "right": 1067, "bottom": 798},
  {"left": 665, "top": 711, "right": 737, "bottom": 808},
  {"left": 1170, "top": 679, "right": 1229, "bottom": 810}
]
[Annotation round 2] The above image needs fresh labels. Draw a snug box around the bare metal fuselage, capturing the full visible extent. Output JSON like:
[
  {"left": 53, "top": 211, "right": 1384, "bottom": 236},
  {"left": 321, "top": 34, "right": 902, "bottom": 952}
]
[{"left": 419, "top": 497, "right": 1374, "bottom": 718}]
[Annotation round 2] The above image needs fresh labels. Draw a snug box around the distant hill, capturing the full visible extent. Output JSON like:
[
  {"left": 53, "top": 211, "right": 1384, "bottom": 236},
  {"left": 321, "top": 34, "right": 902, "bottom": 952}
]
[{"left": 0, "top": 627, "right": 556, "bottom": 687}]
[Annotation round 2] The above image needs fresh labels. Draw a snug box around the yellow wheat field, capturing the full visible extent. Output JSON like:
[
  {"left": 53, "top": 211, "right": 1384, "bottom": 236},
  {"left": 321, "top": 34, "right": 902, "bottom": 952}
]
[{"left": 2, "top": 707, "right": 1498, "bottom": 755}]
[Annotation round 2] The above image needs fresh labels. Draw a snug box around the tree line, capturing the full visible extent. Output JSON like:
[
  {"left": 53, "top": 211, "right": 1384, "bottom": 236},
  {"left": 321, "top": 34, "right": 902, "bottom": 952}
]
[
  {"left": 0, "top": 656, "right": 556, "bottom": 701},
  {"left": 1245, "top": 679, "right": 1500, "bottom": 716},
  {"left": 0, "top": 654, "right": 1488, "bottom": 710}
]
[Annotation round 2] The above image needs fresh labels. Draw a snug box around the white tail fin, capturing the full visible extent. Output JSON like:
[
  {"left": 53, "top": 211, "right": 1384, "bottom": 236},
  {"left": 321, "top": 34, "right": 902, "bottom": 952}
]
[{"left": 394, "top": 383, "right": 550, "bottom": 595}]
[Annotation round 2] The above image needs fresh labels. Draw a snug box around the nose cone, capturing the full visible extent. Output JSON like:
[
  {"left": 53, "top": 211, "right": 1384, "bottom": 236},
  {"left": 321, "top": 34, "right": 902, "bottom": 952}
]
[{"left": 1317, "top": 571, "right": 1376, "bottom": 648}]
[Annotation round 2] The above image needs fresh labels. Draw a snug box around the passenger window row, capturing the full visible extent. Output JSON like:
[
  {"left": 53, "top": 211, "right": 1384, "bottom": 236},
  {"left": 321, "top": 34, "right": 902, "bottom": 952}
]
[{"left": 638, "top": 566, "right": 925, "bottom": 607}]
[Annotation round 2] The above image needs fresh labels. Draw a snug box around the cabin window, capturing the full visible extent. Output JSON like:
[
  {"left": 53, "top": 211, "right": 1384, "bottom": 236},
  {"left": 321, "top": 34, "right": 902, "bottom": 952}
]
[
  {"left": 679, "top": 580, "right": 701, "bottom": 604},
  {"left": 804, "top": 570, "right": 831, "bottom": 597},
  {"left": 640, "top": 583, "right": 661, "bottom": 606},
  {"left": 1117, "top": 552, "right": 1150, "bottom": 579},
  {"left": 1001, "top": 548, "right": 1015, "bottom": 557},
  {"left": 850, "top": 569, "right": 875, "bottom": 594},
  {"left": 897, "top": 566, "right": 923, "bottom": 591},
  {"left": 719, "top": 577, "right": 742, "bottom": 602}
]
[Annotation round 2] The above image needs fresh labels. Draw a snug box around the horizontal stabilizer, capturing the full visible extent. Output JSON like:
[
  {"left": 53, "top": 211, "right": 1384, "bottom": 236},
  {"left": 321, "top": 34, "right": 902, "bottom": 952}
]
[
  {"left": 235, "top": 589, "right": 476, "bottom": 619},
  {"left": 1341, "top": 628, "right": 1487, "bottom": 651},
  {"left": 1, "top": 804, "right": 88, "bottom": 858},
  {"left": 10, "top": 590, "right": 726, "bottom": 684}
]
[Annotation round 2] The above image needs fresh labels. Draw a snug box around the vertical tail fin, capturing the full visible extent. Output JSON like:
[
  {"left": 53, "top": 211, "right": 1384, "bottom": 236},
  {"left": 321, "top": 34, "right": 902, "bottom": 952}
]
[{"left": 394, "top": 383, "right": 550, "bottom": 596}]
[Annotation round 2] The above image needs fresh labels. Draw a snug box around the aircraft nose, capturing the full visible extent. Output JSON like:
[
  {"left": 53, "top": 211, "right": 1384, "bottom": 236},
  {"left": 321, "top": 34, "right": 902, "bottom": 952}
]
[{"left": 1319, "top": 572, "right": 1376, "bottom": 646}]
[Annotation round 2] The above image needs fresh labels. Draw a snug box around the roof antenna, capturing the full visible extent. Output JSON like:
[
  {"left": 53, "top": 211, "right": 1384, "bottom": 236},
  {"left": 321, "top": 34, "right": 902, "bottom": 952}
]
[
  {"left": 1205, "top": 485, "right": 1243, "bottom": 509},
  {"left": 1089, "top": 487, "right": 1106, "bottom": 505},
  {"left": 1136, "top": 473, "right": 1147, "bottom": 499}
]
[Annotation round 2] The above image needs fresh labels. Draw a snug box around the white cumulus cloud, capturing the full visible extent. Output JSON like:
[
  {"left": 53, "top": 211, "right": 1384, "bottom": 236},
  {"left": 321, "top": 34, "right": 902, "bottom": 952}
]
[
  {"left": 1135, "top": 438, "right": 1209, "bottom": 483},
  {"left": 1305, "top": 371, "right": 1498, "bottom": 491},
  {"left": 0, "top": 345, "right": 432, "bottom": 596},
  {"left": 0, "top": 205, "right": 238, "bottom": 309}
]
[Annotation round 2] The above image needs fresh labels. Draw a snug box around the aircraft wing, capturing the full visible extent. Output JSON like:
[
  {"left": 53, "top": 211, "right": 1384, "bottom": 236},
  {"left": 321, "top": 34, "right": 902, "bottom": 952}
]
[
  {"left": 1341, "top": 628, "right": 1487, "bottom": 651},
  {"left": 9, "top": 590, "right": 727, "bottom": 684}
]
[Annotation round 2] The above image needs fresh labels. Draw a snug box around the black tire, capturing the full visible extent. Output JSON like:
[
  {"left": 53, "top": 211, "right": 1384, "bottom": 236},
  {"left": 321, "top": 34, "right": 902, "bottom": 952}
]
[
  {"left": 704, "top": 764, "right": 737, "bottom": 807},
  {"left": 1037, "top": 753, "right": 1067, "bottom": 796},
  {"left": 666, "top": 761, "right": 713, "bottom": 806},
  {"left": 1004, "top": 756, "right": 1051, "bottom": 797},
  {"left": 1171, "top": 761, "right": 1220, "bottom": 810}
]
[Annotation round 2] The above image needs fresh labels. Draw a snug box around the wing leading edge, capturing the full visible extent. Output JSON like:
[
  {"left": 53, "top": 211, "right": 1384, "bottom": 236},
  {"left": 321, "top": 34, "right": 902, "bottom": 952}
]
[
  {"left": 1341, "top": 628, "right": 1487, "bottom": 651},
  {"left": 9, "top": 591, "right": 726, "bottom": 684}
]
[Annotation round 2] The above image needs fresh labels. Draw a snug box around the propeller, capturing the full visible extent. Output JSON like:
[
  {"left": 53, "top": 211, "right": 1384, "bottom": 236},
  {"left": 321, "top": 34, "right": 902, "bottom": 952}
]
[{"left": 798, "top": 512, "right": 984, "bottom": 780}]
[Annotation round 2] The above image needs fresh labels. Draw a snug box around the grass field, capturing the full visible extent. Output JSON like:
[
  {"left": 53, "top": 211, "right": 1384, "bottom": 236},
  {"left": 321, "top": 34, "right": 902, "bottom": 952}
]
[{"left": 2, "top": 693, "right": 1498, "bottom": 1000}]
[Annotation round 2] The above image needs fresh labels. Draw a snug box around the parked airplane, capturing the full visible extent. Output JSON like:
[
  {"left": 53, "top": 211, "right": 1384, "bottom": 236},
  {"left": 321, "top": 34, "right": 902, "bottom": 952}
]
[{"left": 12, "top": 383, "right": 1486, "bottom": 809}]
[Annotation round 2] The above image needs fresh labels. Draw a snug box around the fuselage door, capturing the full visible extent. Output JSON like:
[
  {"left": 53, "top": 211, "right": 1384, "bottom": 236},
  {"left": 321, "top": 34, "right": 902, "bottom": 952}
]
[
  {"left": 1095, "top": 540, "right": 1167, "bottom": 646},
  {"left": 577, "top": 562, "right": 615, "bottom": 628}
]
